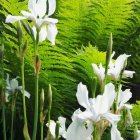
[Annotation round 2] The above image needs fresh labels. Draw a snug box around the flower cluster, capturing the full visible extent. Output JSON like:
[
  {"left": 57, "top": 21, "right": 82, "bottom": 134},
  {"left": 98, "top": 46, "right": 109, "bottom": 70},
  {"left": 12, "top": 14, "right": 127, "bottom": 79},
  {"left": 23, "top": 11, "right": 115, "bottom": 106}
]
[{"left": 47, "top": 51, "right": 135, "bottom": 140}]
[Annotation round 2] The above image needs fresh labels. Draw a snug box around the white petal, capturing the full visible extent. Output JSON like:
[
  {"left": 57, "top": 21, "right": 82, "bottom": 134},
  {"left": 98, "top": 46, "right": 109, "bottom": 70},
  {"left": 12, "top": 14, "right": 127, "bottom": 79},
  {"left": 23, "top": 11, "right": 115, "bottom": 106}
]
[
  {"left": 5, "top": 91, "right": 10, "bottom": 102},
  {"left": 28, "top": 0, "right": 36, "bottom": 14},
  {"left": 111, "top": 125, "right": 123, "bottom": 140},
  {"left": 24, "top": 90, "right": 31, "bottom": 98},
  {"left": 103, "top": 83, "right": 116, "bottom": 110},
  {"left": 58, "top": 117, "right": 66, "bottom": 138},
  {"left": 76, "top": 82, "right": 90, "bottom": 109},
  {"left": 92, "top": 63, "right": 105, "bottom": 83},
  {"left": 36, "top": 0, "right": 47, "bottom": 18},
  {"left": 120, "top": 89, "right": 132, "bottom": 104},
  {"left": 115, "top": 54, "right": 130, "bottom": 73},
  {"left": 77, "top": 110, "right": 94, "bottom": 121},
  {"left": 5, "top": 15, "right": 26, "bottom": 23},
  {"left": 46, "top": 24, "right": 58, "bottom": 45},
  {"left": 39, "top": 25, "right": 47, "bottom": 42},
  {"left": 6, "top": 73, "right": 10, "bottom": 86},
  {"left": 10, "top": 79, "right": 18, "bottom": 92},
  {"left": 66, "top": 119, "right": 93, "bottom": 140},
  {"left": 21, "top": 10, "right": 36, "bottom": 22},
  {"left": 48, "top": 0, "right": 56, "bottom": 16},
  {"left": 72, "top": 109, "right": 83, "bottom": 121},
  {"left": 47, "top": 120, "right": 56, "bottom": 138},
  {"left": 43, "top": 17, "right": 58, "bottom": 24},
  {"left": 32, "top": 26, "right": 37, "bottom": 40},
  {"left": 123, "top": 70, "right": 135, "bottom": 78}
]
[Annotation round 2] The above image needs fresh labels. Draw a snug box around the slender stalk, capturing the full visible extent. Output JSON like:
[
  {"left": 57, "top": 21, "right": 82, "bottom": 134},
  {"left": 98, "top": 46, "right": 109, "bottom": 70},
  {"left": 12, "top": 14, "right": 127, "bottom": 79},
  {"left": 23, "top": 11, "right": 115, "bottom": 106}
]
[
  {"left": 2, "top": 104, "right": 6, "bottom": 140},
  {"left": 41, "top": 123, "right": 43, "bottom": 140},
  {"left": 21, "top": 57, "right": 30, "bottom": 140},
  {"left": 32, "top": 28, "right": 40, "bottom": 140},
  {"left": 32, "top": 75, "right": 39, "bottom": 140},
  {"left": 1, "top": 45, "right": 6, "bottom": 140},
  {"left": 10, "top": 97, "right": 15, "bottom": 140}
]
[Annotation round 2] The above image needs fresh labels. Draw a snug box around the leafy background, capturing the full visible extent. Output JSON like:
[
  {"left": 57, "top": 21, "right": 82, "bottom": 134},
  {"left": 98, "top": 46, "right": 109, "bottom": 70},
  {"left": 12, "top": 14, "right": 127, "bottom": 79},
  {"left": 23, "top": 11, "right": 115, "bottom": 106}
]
[{"left": 0, "top": 0, "right": 140, "bottom": 139}]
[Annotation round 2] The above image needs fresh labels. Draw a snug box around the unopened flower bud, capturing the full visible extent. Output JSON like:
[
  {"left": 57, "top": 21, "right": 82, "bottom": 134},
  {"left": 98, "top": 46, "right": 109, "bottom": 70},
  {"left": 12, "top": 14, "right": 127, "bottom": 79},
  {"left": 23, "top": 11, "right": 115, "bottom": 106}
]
[
  {"left": 47, "top": 84, "right": 52, "bottom": 109},
  {"left": 22, "top": 41, "right": 28, "bottom": 58},
  {"left": 34, "top": 55, "right": 41, "bottom": 75},
  {"left": 40, "top": 88, "right": 44, "bottom": 112},
  {"left": 105, "top": 33, "right": 113, "bottom": 74},
  {"left": 55, "top": 121, "right": 60, "bottom": 140},
  {"left": 17, "top": 21, "right": 23, "bottom": 46},
  {"left": 0, "top": 44, "right": 4, "bottom": 60}
]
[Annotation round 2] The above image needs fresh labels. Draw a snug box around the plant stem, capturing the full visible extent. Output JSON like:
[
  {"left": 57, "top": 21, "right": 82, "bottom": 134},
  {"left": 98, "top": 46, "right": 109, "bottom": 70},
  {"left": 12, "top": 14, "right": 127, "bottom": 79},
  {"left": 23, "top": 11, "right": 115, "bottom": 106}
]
[
  {"left": 32, "top": 28, "right": 39, "bottom": 140},
  {"left": 2, "top": 104, "right": 6, "bottom": 140},
  {"left": 32, "top": 75, "right": 39, "bottom": 140},
  {"left": 10, "top": 97, "right": 15, "bottom": 140},
  {"left": 41, "top": 123, "right": 43, "bottom": 140},
  {"left": 21, "top": 57, "right": 30, "bottom": 140},
  {"left": 1, "top": 45, "right": 6, "bottom": 140}
]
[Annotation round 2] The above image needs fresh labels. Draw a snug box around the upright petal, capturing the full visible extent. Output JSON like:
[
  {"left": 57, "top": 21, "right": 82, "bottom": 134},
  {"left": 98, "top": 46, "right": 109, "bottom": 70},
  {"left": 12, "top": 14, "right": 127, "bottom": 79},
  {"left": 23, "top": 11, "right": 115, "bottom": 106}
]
[
  {"left": 76, "top": 82, "right": 90, "bottom": 109},
  {"left": 28, "top": 0, "right": 36, "bottom": 14},
  {"left": 36, "top": 0, "right": 47, "bottom": 18},
  {"left": 103, "top": 83, "right": 116, "bottom": 110},
  {"left": 58, "top": 117, "right": 67, "bottom": 138},
  {"left": 120, "top": 89, "right": 132, "bottom": 104},
  {"left": 5, "top": 15, "right": 26, "bottom": 23},
  {"left": 46, "top": 24, "right": 58, "bottom": 45},
  {"left": 6, "top": 73, "right": 10, "bottom": 86},
  {"left": 39, "top": 25, "right": 47, "bottom": 42},
  {"left": 115, "top": 54, "right": 130, "bottom": 72},
  {"left": 47, "top": 120, "right": 56, "bottom": 138},
  {"left": 48, "top": 0, "right": 56, "bottom": 16}
]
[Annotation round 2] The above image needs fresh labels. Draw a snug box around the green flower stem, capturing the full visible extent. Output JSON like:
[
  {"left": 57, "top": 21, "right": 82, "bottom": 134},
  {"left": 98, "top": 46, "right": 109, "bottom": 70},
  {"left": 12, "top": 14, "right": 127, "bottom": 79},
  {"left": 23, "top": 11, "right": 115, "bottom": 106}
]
[
  {"left": 32, "top": 74, "right": 39, "bottom": 140},
  {"left": 32, "top": 28, "right": 40, "bottom": 140},
  {"left": 2, "top": 103, "right": 6, "bottom": 140},
  {"left": 1, "top": 45, "right": 6, "bottom": 140},
  {"left": 21, "top": 57, "right": 30, "bottom": 140},
  {"left": 10, "top": 97, "right": 16, "bottom": 140},
  {"left": 40, "top": 122, "right": 43, "bottom": 140}
]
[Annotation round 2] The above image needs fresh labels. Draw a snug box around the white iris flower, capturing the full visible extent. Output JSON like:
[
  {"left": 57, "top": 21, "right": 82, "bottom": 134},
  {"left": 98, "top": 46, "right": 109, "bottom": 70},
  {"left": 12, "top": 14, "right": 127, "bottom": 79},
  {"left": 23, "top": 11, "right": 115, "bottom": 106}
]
[
  {"left": 5, "top": 0, "right": 58, "bottom": 45},
  {"left": 108, "top": 52, "right": 135, "bottom": 80},
  {"left": 47, "top": 116, "right": 67, "bottom": 139},
  {"left": 5, "top": 74, "right": 30, "bottom": 102},
  {"left": 73, "top": 82, "right": 123, "bottom": 140}
]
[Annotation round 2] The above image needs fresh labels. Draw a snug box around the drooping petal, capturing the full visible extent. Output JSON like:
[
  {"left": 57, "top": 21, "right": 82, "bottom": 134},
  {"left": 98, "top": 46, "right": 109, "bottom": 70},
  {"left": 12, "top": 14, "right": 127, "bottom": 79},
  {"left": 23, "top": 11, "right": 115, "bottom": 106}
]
[
  {"left": 24, "top": 90, "right": 31, "bottom": 98},
  {"left": 123, "top": 70, "right": 135, "bottom": 78},
  {"left": 39, "top": 25, "right": 47, "bottom": 42},
  {"left": 111, "top": 125, "right": 123, "bottom": 140},
  {"left": 21, "top": 10, "right": 36, "bottom": 22},
  {"left": 76, "top": 82, "right": 90, "bottom": 109},
  {"left": 5, "top": 15, "right": 26, "bottom": 23},
  {"left": 46, "top": 23, "right": 58, "bottom": 45},
  {"left": 36, "top": 0, "right": 47, "bottom": 18},
  {"left": 43, "top": 17, "right": 58, "bottom": 24},
  {"left": 48, "top": 0, "right": 56, "bottom": 16},
  {"left": 66, "top": 119, "right": 93, "bottom": 140},
  {"left": 5, "top": 91, "right": 10, "bottom": 102}
]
